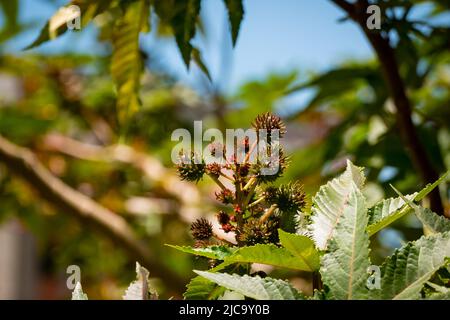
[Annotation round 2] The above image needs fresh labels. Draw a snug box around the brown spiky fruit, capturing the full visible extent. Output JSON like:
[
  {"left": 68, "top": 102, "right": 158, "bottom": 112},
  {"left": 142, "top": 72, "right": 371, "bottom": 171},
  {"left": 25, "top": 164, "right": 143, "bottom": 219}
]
[
  {"left": 215, "top": 188, "right": 234, "bottom": 204},
  {"left": 190, "top": 218, "right": 213, "bottom": 241},
  {"left": 251, "top": 112, "right": 286, "bottom": 138},
  {"left": 205, "top": 163, "right": 222, "bottom": 178}
]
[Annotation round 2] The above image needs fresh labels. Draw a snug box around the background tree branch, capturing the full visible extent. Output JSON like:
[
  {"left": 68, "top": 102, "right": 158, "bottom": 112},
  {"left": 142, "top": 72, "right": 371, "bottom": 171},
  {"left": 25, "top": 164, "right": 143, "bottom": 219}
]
[
  {"left": 331, "top": 0, "right": 444, "bottom": 214},
  {"left": 39, "top": 133, "right": 204, "bottom": 222},
  {"left": 0, "top": 134, "right": 186, "bottom": 294}
]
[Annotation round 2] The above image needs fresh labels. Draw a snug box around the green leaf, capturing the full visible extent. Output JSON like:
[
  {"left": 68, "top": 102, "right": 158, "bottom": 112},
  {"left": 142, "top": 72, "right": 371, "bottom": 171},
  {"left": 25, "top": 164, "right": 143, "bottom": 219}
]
[
  {"left": 278, "top": 229, "right": 320, "bottom": 271},
  {"left": 366, "top": 193, "right": 416, "bottom": 236},
  {"left": 183, "top": 276, "right": 225, "bottom": 300},
  {"left": 71, "top": 282, "right": 88, "bottom": 300},
  {"left": 195, "top": 271, "right": 305, "bottom": 300},
  {"left": 111, "top": 0, "right": 149, "bottom": 126},
  {"left": 218, "top": 244, "right": 317, "bottom": 272},
  {"left": 414, "top": 170, "right": 449, "bottom": 201},
  {"left": 374, "top": 232, "right": 450, "bottom": 300},
  {"left": 25, "top": 0, "right": 110, "bottom": 50},
  {"left": 166, "top": 245, "right": 236, "bottom": 260},
  {"left": 122, "top": 262, "right": 158, "bottom": 300},
  {"left": 308, "top": 159, "right": 366, "bottom": 250},
  {"left": 223, "top": 0, "right": 244, "bottom": 46},
  {"left": 392, "top": 187, "right": 450, "bottom": 235},
  {"left": 367, "top": 170, "right": 448, "bottom": 236},
  {"left": 321, "top": 182, "right": 371, "bottom": 300},
  {"left": 192, "top": 47, "right": 212, "bottom": 81},
  {"left": 167, "top": 0, "right": 201, "bottom": 68},
  {"left": 415, "top": 207, "right": 450, "bottom": 234}
]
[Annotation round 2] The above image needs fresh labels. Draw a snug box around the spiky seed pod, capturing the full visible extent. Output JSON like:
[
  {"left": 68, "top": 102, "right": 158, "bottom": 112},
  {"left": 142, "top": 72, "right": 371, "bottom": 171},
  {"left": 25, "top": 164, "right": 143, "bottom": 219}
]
[
  {"left": 193, "top": 239, "right": 210, "bottom": 248},
  {"left": 263, "top": 186, "right": 278, "bottom": 205},
  {"left": 252, "top": 147, "right": 288, "bottom": 183},
  {"left": 176, "top": 152, "right": 205, "bottom": 183},
  {"left": 216, "top": 211, "right": 230, "bottom": 225},
  {"left": 237, "top": 218, "right": 280, "bottom": 245},
  {"left": 215, "top": 188, "right": 234, "bottom": 204},
  {"left": 205, "top": 163, "right": 222, "bottom": 178},
  {"left": 251, "top": 112, "right": 286, "bottom": 139},
  {"left": 275, "top": 182, "right": 307, "bottom": 213},
  {"left": 190, "top": 218, "right": 213, "bottom": 241}
]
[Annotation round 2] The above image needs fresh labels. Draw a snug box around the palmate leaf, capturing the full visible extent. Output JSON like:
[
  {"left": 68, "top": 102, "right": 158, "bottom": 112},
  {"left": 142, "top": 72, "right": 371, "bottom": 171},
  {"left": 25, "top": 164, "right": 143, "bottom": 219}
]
[
  {"left": 195, "top": 271, "right": 305, "bottom": 300},
  {"left": 111, "top": 0, "right": 149, "bottom": 126},
  {"left": 213, "top": 244, "right": 318, "bottom": 272},
  {"left": 392, "top": 188, "right": 450, "bottom": 235},
  {"left": 367, "top": 170, "right": 449, "bottom": 236},
  {"left": 320, "top": 182, "right": 371, "bottom": 300},
  {"left": 183, "top": 276, "right": 225, "bottom": 300},
  {"left": 307, "top": 159, "right": 365, "bottom": 250},
  {"left": 414, "top": 207, "right": 450, "bottom": 234},
  {"left": 25, "top": 0, "right": 111, "bottom": 49},
  {"left": 166, "top": 245, "right": 236, "bottom": 260},
  {"left": 158, "top": 0, "right": 201, "bottom": 68},
  {"left": 192, "top": 47, "right": 212, "bottom": 81},
  {"left": 223, "top": 0, "right": 244, "bottom": 46},
  {"left": 373, "top": 232, "right": 450, "bottom": 300}
]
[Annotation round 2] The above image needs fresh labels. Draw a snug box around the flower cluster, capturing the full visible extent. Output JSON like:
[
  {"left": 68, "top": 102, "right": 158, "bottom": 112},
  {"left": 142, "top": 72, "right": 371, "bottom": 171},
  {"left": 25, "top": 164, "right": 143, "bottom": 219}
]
[{"left": 176, "top": 112, "right": 307, "bottom": 247}]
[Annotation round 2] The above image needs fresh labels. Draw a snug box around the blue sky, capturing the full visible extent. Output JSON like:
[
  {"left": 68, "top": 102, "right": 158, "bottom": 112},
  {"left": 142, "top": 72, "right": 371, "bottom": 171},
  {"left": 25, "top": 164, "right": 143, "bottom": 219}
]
[{"left": 2, "top": 0, "right": 375, "bottom": 92}]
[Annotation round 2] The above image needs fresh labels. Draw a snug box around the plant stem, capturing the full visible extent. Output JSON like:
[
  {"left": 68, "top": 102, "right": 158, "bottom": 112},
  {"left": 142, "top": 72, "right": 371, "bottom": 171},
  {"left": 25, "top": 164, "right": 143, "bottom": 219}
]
[
  {"left": 220, "top": 171, "right": 234, "bottom": 182},
  {"left": 243, "top": 140, "right": 258, "bottom": 165},
  {"left": 210, "top": 175, "right": 227, "bottom": 190},
  {"left": 260, "top": 204, "right": 277, "bottom": 222},
  {"left": 330, "top": 0, "right": 444, "bottom": 215},
  {"left": 243, "top": 176, "right": 257, "bottom": 190},
  {"left": 248, "top": 196, "right": 266, "bottom": 208}
]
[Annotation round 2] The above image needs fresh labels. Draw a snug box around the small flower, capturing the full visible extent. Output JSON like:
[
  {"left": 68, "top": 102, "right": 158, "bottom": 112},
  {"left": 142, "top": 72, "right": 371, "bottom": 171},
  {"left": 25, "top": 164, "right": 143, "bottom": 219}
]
[
  {"left": 221, "top": 224, "right": 235, "bottom": 233},
  {"left": 237, "top": 218, "right": 280, "bottom": 245},
  {"left": 190, "top": 218, "right": 213, "bottom": 240},
  {"left": 233, "top": 204, "right": 243, "bottom": 214},
  {"left": 215, "top": 188, "right": 234, "bottom": 204},
  {"left": 251, "top": 112, "right": 286, "bottom": 139},
  {"left": 205, "top": 163, "right": 222, "bottom": 178},
  {"left": 176, "top": 152, "right": 205, "bottom": 183}
]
